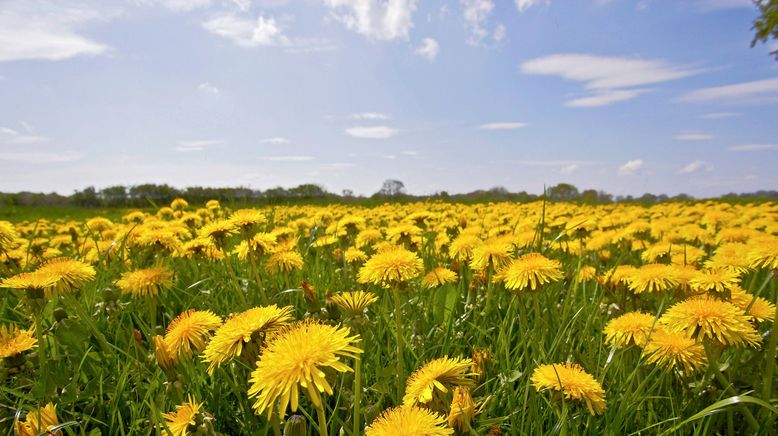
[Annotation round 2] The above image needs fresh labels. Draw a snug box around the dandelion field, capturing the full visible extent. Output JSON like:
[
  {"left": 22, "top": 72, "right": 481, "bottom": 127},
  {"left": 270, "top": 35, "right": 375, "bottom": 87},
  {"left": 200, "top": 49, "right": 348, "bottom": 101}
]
[{"left": 1, "top": 199, "right": 777, "bottom": 435}]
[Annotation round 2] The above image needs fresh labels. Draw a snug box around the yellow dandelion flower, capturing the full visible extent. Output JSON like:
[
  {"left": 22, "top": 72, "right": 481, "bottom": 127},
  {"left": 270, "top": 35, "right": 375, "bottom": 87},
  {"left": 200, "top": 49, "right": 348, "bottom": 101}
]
[
  {"left": 330, "top": 291, "right": 379, "bottom": 316},
  {"left": 1, "top": 270, "right": 58, "bottom": 299},
  {"left": 422, "top": 267, "right": 458, "bottom": 288},
  {"left": 15, "top": 403, "right": 59, "bottom": 436},
  {"left": 344, "top": 247, "right": 368, "bottom": 264},
  {"left": 355, "top": 228, "right": 383, "bottom": 248},
  {"left": 357, "top": 246, "right": 424, "bottom": 288},
  {"left": 641, "top": 329, "right": 707, "bottom": 373},
  {"left": 729, "top": 286, "right": 776, "bottom": 323},
  {"left": 449, "top": 234, "right": 481, "bottom": 261},
  {"left": 366, "top": 405, "right": 453, "bottom": 436},
  {"left": 237, "top": 232, "right": 276, "bottom": 259},
  {"left": 115, "top": 266, "right": 174, "bottom": 298},
  {"left": 153, "top": 335, "right": 176, "bottom": 371},
  {"left": 603, "top": 265, "right": 636, "bottom": 287},
  {"left": 247, "top": 321, "right": 362, "bottom": 418},
  {"left": 180, "top": 237, "right": 224, "bottom": 260},
  {"left": 448, "top": 387, "right": 478, "bottom": 432},
  {"left": 205, "top": 199, "right": 220, "bottom": 210},
  {"left": 0, "top": 220, "right": 20, "bottom": 253},
  {"left": 403, "top": 356, "right": 476, "bottom": 407},
  {"left": 266, "top": 250, "right": 304, "bottom": 274},
  {"left": 0, "top": 324, "right": 37, "bottom": 359},
  {"left": 164, "top": 310, "right": 222, "bottom": 359},
  {"left": 471, "top": 348, "right": 490, "bottom": 383},
  {"left": 133, "top": 230, "right": 182, "bottom": 253},
  {"left": 660, "top": 296, "right": 761, "bottom": 347},
  {"left": 747, "top": 238, "right": 778, "bottom": 270},
  {"left": 603, "top": 312, "right": 657, "bottom": 348},
  {"left": 530, "top": 362, "right": 607, "bottom": 415},
  {"left": 229, "top": 209, "right": 267, "bottom": 233},
  {"left": 626, "top": 264, "right": 678, "bottom": 294},
  {"left": 198, "top": 220, "right": 236, "bottom": 245},
  {"left": 689, "top": 268, "right": 740, "bottom": 293},
  {"left": 170, "top": 197, "right": 189, "bottom": 211},
  {"left": 161, "top": 396, "right": 202, "bottom": 436},
  {"left": 501, "top": 253, "right": 563, "bottom": 291},
  {"left": 577, "top": 266, "right": 597, "bottom": 282},
  {"left": 469, "top": 240, "right": 512, "bottom": 272},
  {"left": 203, "top": 305, "right": 293, "bottom": 374},
  {"left": 36, "top": 257, "right": 96, "bottom": 296}
]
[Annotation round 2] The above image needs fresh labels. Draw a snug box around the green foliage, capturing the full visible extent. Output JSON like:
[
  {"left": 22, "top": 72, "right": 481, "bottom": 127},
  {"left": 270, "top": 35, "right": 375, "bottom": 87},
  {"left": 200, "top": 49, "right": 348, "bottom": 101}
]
[{"left": 752, "top": 0, "right": 778, "bottom": 59}]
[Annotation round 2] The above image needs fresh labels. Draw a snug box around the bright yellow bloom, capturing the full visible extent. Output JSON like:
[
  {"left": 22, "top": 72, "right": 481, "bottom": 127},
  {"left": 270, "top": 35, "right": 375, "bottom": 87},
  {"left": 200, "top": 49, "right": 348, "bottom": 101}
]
[
  {"left": 180, "top": 237, "right": 224, "bottom": 260},
  {"left": 449, "top": 234, "right": 481, "bottom": 261},
  {"left": 203, "top": 305, "right": 293, "bottom": 374},
  {"left": 15, "top": 403, "right": 59, "bottom": 436},
  {"left": 229, "top": 209, "right": 267, "bottom": 233},
  {"left": 728, "top": 286, "right": 776, "bottom": 323},
  {"left": 266, "top": 250, "right": 304, "bottom": 274},
  {"left": 330, "top": 291, "right": 379, "bottom": 316},
  {"left": 530, "top": 362, "right": 607, "bottom": 415},
  {"left": 0, "top": 220, "right": 20, "bottom": 253},
  {"left": 36, "top": 257, "right": 96, "bottom": 296},
  {"left": 577, "top": 266, "right": 597, "bottom": 282},
  {"left": 468, "top": 239, "right": 512, "bottom": 272},
  {"left": 641, "top": 329, "right": 707, "bottom": 373},
  {"left": 448, "top": 387, "right": 477, "bottom": 432},
  {"left": 747, "top": 238, "right": 778, "bottom": 270},
  {"left": 164, "top": 310, "right": 222, "bottom": 359},
  {"left": 501, "top": 253, "right": 563, "bottom": 291},
  {"left": 626, "top": 264, "right": 678, "bottom": 294},
  {"left": 115, "top": 266, "right": 174, "bottom": 298},
  {"left": 0, "top": 324, "right": 37, "bottom": 359},
  {"left": 247, "top": 321, "right": 362, "bottom": 418},
  {"left": 153, "top": 335, "right": 176, "bottom": 371},
  {"left": 357, "top": 246, "right": 424, "bottom": 288},
  {"left": 403, "top": 356, "right": 476, "bottom": 407},
  {"left": 689, "top": 268, "right": 740, "bottom": 293},
  {"left": 170, "top": 197, "right": 189, "bottom": 211},
  {"left": 603, "top": 312, "right": 657, "bottom": 348},
  {"left": 233, "top": 232, "right": 276, "bottom": 260},
  {"left": 344, "top": 247, "right": 368, "bottom": 263},
  {"left": 422, "top": 267, "right": 458, "bottom": 288},
  {"left": 1, "top": 270, "right": 59, "bottom": 299},
  {"left": 161, "top": 396, "right": 202, "bottom": 436},
  {"left": 366, "top": 405, "right": 453, "bottom": 436},
  {"left": 198, "top": 220, "right": 236, "bottom": 245},
  {"left": 660, "top": 296, "right": 761, "bottom": 347}
]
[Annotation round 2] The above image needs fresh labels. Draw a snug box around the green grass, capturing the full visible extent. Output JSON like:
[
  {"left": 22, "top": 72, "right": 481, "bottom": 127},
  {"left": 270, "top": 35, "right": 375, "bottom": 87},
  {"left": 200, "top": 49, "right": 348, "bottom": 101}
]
[{"left": 1, "top": 202, "right": 776, "bottom": 435}]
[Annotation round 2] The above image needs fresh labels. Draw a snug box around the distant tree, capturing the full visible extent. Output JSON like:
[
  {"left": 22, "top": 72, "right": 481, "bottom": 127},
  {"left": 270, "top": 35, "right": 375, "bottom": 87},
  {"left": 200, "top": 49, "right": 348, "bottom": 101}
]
[
  {"left": 547, "top": 183, "right": 580, "bottom": 201},
  {"left": 342, "top": 189, "right": 354, "bottom": 198},
  {"left": 72, "top": 186, "right": 100, "bottom": 207},
  {"left": 378, "top": 179, "right": 406, "bottom": 196},
  {"left": 100, "top": 185, "right": 127, "bottom": 207},
  {"left": 752, "top": 0, "right": 778, "bottom": 59}
]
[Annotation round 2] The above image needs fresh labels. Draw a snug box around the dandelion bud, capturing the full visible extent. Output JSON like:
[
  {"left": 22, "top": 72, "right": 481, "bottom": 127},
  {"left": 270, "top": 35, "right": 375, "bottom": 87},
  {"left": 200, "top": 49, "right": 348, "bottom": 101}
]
[
  {"left": 153, "top": 335, "right": 176, "bottom": 373},
  {"left": 471, "top": 348, "right": 490, "bottom": 383},
  {"left": 283, "top": 414, "right": 308, "bottom": 436},
  {"left": 487, "top": 425, "right": 502, "bottom": 436},
  {"left": 448, "top": 386, "right": 476, "bottom": 432},
  {"left": 301, "top": 280, "right": 320, "bottom": 313}
]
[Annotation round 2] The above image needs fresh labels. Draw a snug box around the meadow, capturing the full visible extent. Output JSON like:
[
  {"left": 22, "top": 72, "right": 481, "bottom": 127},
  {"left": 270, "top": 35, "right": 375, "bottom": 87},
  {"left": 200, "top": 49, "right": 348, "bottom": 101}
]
[{"left": 0, "top": 199, "right": 776, "bottom": 435}]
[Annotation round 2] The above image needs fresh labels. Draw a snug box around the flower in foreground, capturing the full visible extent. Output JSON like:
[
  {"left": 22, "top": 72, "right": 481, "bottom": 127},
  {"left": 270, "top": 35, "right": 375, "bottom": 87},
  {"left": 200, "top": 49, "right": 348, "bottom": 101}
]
[
  {"left": 1, "top": 271, "right": 59, "bottom": 299},
  {"left": 247, "top": 321, "right": 362, "bottom": 418},
  {"left": 365, "top": 405, "right": 453, "bottom": 436},
  {"left": 448, "top": 386, "right": 478, "bottom": 432},
  {"left": 501, "top": 253, "right": 563, "bottom": 291},
  {"left": 203, "top": 305, "right": 293, "bottom": 374},
  {"left": 660, "top": 296, "right": 761, "bottom": 347},
  {"left": 729, "top": 286, "right": 776, "bottom": 323},
  {"left": 689, "top": 268, "right": 740, "bottom": 293},
  {"left": 15, "top": 403, "right": 59, "bottom": 436},
  {"left": 0, "top": 324, "right": 37, "bottom": 359},
  {"left": 626, "top": 264, "right": 678, "bottom": 294},
  {"left": 403, "top": 356, "right": 476, "bottom": 408},
  {"left": 357, "top": 246, "right": 424, "bottom": 288},
  {"left": 641, "top": 329, "right": 707, "bottom": 373},
  {"left": 603, "top": 312, "right": 657, "bottom": 348},
  {"left": 422, "top": 267, "right": 458, "bottom": 288},
  {"left": 115, "top": 266, "right": 174, "bottom": 298},
  {"left": 161, "top": 396, "right": 203, "bottom": 436},
  {"left": 330, "top": 291, "right": 378, "bottom": 317},
  {"left": 265, "top": 250, "right": 304, "bottom": 274},
  {"left": 530, "top": 362, "right": 607, "bottom": 415},
  {"left": 164, "top": 310, "right": 222, "bottom": 359},
  {"left": 36, "top": 257, "right": 96, "bottom": 296}
]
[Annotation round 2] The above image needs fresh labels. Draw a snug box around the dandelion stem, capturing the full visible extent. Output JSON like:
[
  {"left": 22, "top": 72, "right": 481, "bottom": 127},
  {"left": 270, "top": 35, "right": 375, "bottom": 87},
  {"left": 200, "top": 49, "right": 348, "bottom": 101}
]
[
  {"left": 316, "top": 404, "right": 329, "bottom": 436},
  {"left": 353, "top": 356, "right": 362, "bottom": 436},
  {"left": 703, "top": 341, "right": 759, "bottom": 432},
  {"left": 392, "top": 287, "right": 406, "bottom": 400},
  {"left": 761, "top": 272, "right": 776, "bottom": 404}
]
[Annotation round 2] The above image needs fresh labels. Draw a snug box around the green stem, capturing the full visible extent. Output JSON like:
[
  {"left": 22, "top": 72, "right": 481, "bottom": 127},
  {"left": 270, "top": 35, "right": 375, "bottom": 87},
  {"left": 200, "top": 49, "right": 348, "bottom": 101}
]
[
  {"left": 761, "top": 273, "right": 777, "bottom": 403},
  {"left": 271, "top": 414, "right": 282, "bottom": 436},
  {"left": 64, "top": 293, "right": 111, "bottom": 354},
  {"left": 249, "top": 255, "right": 269, "bottom": 305},
  {"left": 34, "top": 312, "right": 48, "bottom": 398},
  {"left": 703, "top": 341, "right": 759, "bottom": 432},
  {"left": 226, "top": 259, "right": 248, "bottom": 307},
  {"left": 316, "top": 404, "right": 329, "bottom": 436},
  {"left": 353, "top": 357, "right": 362, "bottom": 436},
  {"left": 392, "top": 287, "right": 406, "bottom": 401}
]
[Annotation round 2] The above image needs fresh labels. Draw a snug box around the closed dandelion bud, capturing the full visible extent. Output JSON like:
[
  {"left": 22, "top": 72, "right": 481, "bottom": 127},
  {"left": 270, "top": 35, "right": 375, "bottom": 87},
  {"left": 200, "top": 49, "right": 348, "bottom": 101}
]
[
  {"left": 283, "top": 414, "right": 307, "bottom": 436},
  {"left": 448, "top": 387, "right": 476, "bottom": 432},
  {"left": 487, "top": 425, "right": 502, "bottom": 436},
  {"left": 472, "top": 348, "right": 490, "bottom": 383},
  {"left": 301, "top": 281, "right": 320, "bottom": 313},
  {"left": 153, "top": 335, "right": 176, "bottom": 373},
  {"left": 53, "top": 306, "right": 68, "bottom": 322},
  {"left": 101, "top": 287, "right": 119, "bottom": 302},
  {"left": 325, "top": 290, "right": 340, "bottom": 320}
]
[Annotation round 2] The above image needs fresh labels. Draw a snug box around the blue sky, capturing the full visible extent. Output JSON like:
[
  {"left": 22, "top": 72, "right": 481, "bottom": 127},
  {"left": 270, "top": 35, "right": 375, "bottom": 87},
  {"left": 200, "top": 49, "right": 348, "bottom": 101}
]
[{"left": 1, "top": 0, "right": 777, "bottom": 197}]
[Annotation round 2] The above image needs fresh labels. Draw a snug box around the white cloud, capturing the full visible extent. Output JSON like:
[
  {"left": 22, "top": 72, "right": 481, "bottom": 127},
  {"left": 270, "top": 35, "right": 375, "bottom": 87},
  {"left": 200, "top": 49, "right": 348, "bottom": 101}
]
[
  {"left": 479, "top": 122, "right": 527, "bottom": 130},
  {"left": 515, "top": 159, "right": 599, "bottom": 167},
  {"left": 462, "top": 0, "right": 494, "bottom": 46},
  {"left": 351, "top": 112, "right": 390, "bottom": 120},
  {"left": 560, "top": 164, "right": 578, "bottom": 174},
  {"left": 565, "top": 89, "right": 648, "bottom": 107},
  {"left": 324, "top": 0, "right": 417, "bottom": 41},
  {"left": 677, "top": 160, "right": 713, "bottom": 174},
  {"left": 345, "top": 125, "right": 398, "bottom": 139},
  {"left": 203, "top": 13, "right": 290, "bottom": 47},
  {"left": 414, "top": 38, "right": 439, "bottom": 61},
  {"left": 0, "top": 2, "right": 109, "bottom": 62},
  {"left": 697, "top": 0, "right": 754, "bottom": 11},
  {"left": 400, "top": 150, "right": 418, "bottom": 155},
  {"left": 675, "top": 132, "right": 713, "bottom": 141},
  {"left": 521, "top": 53, "right": 701, "bottom": 107},
  {"left": 198, "top": 82, "right": 219, "bottom": 94},
  {"left": 264, "top": 155, "right": 315, "bottom": 161},
  {"left": 0, "top": 151, "right": 81, "bottom": 163},
  {"left": 700, "top": 112, "right": 741, "bottom": 119},
  {"left": 175, "top": 139, "right": 225, "bottom": 151},
  {"left": 728, "top": 144, "right": 778, "bottom": 152},
  {"left": 515, "top": 0, "right": 546, "bottom": 11},
  {"left": 161, "top": 0, "right": 213, "bottom": 11},
  {"left": 261, "top": 137, "right": 290, "bottom": 144},
  {"left": 381, "top": 154, "right": 396, "bottom": 159},
  {"left": 0, "top": 127, "right": 49, "bottom": 144},
  {"left": 679, "top": 77, "right": 778, "bottom": 103},
  {"left": 493, "top": 24, "right": 506, "bottom": 42},
  {"left": 618, "top": 159, "right": 644, "bottom": 175}
]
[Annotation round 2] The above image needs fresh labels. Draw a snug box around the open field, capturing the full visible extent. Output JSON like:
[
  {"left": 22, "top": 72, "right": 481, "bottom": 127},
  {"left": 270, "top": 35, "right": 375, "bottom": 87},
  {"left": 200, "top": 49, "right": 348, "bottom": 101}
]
[{"left": 1, "top": 199, "right": 777, "bottom": 435}]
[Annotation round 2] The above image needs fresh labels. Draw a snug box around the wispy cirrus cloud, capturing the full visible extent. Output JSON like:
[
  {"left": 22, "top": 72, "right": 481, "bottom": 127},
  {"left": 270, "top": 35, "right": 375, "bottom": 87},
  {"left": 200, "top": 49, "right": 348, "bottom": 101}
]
[
  {"left": 677, "top": 160, "right": 713, "bottom": 174},
  {"left": 351, "top": 112, "right": 390, "bottom": 120},
  {"left": 261, "top": 137, "right": 290, "bottom": 144},
  {"left": 263, "top": 155, "right": 315, "bottom": 161},
  {"left": 679, "top": 77, "right": 778, "bottom": 103},
  {"left": 618, "top": 159, "right": 644, "bottom": 175},
  {"left": 520, "top": 53, "right": 702, "bottom": 107},
  {"left": 0, "top": 127, "right": 49, "bottom": 144},
  {"left": 174, "top": 139, "right": 225, "bottom": 152},
  {"left": 479, "top": 122, "right": 527, "bottom": 130},
  {"left": 676, "top": 131, "right": 713, "bottom": 141},
  {"left": 0, "top": 151, "right": 82, "bottom": 163},
  {"left": 728, "top": 144, "right": 778, "bottom": 152},
  {"left": 345, "top": 126, "right": 397, "bottom": 139},
  {"left": 700, "top": 112, "right": 741, "bottom": 119}
]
